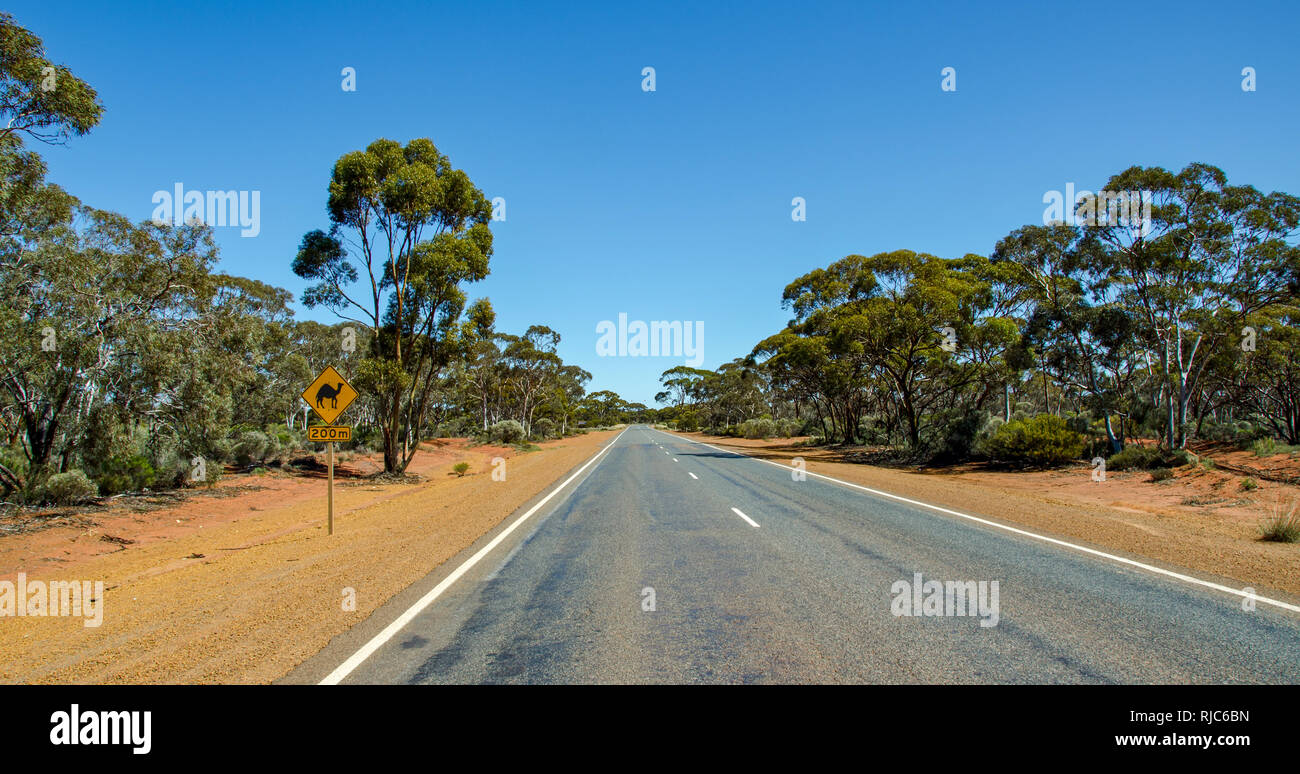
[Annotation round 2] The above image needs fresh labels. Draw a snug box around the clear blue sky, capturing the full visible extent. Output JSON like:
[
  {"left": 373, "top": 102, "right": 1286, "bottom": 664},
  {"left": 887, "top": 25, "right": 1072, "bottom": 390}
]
[{"left": 15, "top": 0, "right": 1300, "bottom": 405}]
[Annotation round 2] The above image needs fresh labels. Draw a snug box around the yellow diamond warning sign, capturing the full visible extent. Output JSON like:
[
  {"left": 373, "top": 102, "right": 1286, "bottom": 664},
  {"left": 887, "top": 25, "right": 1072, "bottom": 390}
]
[{"left": 302, "top": 366, "right": 358, "bottom": 425}]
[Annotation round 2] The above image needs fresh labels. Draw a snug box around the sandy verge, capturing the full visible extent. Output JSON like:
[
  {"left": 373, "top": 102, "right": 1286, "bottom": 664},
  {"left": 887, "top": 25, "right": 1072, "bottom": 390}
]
[
  {"left": 672, "top": 432, "right": 1300, "bottom": 600},
  {"left": 0, "top": 430, "right": 617, "bottom": 684}
]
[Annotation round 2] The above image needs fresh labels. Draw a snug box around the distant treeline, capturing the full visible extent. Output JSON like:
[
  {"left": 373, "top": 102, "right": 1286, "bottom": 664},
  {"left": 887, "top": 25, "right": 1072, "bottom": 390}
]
[{"left": 654, "top": 164, "right": 1300, "bottom": 468}]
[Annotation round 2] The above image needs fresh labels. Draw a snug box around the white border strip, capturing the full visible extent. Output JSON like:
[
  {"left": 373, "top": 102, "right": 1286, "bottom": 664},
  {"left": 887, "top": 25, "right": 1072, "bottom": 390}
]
[
  {"left": 320, "top": 428, "right": 628, "bottom": 684},
  {"left": 663, "top": 430, "right": 1300, "bottom": 615}
]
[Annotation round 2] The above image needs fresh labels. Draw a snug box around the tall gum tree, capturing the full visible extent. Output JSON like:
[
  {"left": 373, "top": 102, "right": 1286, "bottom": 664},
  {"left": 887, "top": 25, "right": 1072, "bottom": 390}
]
[
  {"left": 292, "top": 138, "right": 494, "bottom": 473},
  {"left": 1083, "top": 163, "right": 1300, "bottom": 448}
]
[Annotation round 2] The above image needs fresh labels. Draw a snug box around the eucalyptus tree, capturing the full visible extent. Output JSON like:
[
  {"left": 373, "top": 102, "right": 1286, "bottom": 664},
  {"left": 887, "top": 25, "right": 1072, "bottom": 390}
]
[
  {"left": 0, "top": 12, "right": 102, "bottom": 148},
  {"left": 0, "top": 212, "right": 216, "bottom": 493},
  {"left": 581, "top": 390, "right": 628, "bottom": 427},
  {"left": 1249, "top": 305, "right": 1300, "bottom": 444},
  {"left": 548, "top": 363, "right": 591, "bottom": 436},
  {"left": 499, "top": 325, "right": 562, "bottom": 437},
  {"left": 654, "top": 365, "right": 711, "bottom": 408},
  {"left": 1082, "top": 163, "right": 1300, "bottom": 447},
  {"left": 992, "top": 224, "right": 1140, "bottom": 451},
  {"left": 292, "top": 138, "right": 494, "bottom": 472}
]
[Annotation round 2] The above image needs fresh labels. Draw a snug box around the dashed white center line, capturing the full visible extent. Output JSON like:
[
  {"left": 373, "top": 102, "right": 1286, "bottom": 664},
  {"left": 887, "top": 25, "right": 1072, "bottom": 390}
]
[
  {"left": 731, "top": 507, "right": 759, "bottom": 528},
  {"left": 688, "top": 472, "right": 698, "bottom": 480},
  {"left": 672, "top": 458, "right": 678, "bottom": 462}
]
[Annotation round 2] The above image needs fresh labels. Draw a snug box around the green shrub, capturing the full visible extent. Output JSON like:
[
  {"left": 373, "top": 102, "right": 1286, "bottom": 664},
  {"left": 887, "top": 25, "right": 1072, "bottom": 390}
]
[
  {"left": 487, "top": 420, "right": 525, "bottom": 445},
  {"left": 232, "top": 430, "right": 274, "bottom": 466},
  {"left": 977, "top": 414, "right": 1086, "bottom": 467},
  {"left": 531, "top": 418, "right": 556, "bottom": 440},
  {"left": 452, "top": 461, "right": 470, "bottom": 477},
  {"left": 738, "top": 418, "right": 778, "bottom": 439},
  {"left": 1150, "top": 467, "right": 1174, "bottom": 482},
  {"left": 1201, "top": 419, "right": 1263, "bottom": 445},
  {"left": 775, "top": 418, "right": 803, "bottom": 438},
  {"left": 42, "top": 470, "right": 99, "bottom": 505},
  {"left": 94, "top": 454, "right": 156, "bottom": 495},
  {"left": 197, "top": 460, "right": 223, "bottom": 488},
  {"left": 929, "top": 408, "right": 991, "bottom": 464},
  {"left": 1106, "top": 444, "right": 1189, "bottom": 471},
  {"left": 1240, "top": 477, "right": 1258, "bottom": 491}
]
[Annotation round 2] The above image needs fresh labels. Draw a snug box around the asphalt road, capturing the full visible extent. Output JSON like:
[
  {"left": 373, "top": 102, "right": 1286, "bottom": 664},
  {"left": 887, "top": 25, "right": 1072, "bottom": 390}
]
[{"left": 308, "top": 426, "right": 1300, "bottom": 684}]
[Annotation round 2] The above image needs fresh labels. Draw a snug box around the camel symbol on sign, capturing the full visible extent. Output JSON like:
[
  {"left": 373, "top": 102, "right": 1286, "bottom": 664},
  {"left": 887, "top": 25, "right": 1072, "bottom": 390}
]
[
  {"left": 302, "top": 366, "right": 356, "bottom": 424},
  {"left": 315, "top": 382, "right": 345, "bottom": 410}
]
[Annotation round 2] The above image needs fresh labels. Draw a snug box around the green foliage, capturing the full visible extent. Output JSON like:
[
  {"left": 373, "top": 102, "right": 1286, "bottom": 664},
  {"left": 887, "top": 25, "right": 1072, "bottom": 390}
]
[
  {"left": 487, "top": 419, "right": 525, "bottom": 445},
  {"left": 41, "top": 469, "right": 98, "bottom": 505},
  {"left": 232, "top": 431, "right": 274, "bottom": 466},
  {"left": 452, "top": 461, "right": 470, "bottom": 477},
  {"left": 293, "top": 137, "right": 493, "bottom": 474},
  {"left": 0, "top": 13, "right": 104, "bottom": 146},
  {"left": 1150, "top": 467, "right": 1174, "bottom": 482},
  {"left": 0, "top": 23, "right": 623, "bottom": 504},
  {"left": 1240, "top": 477, "right": 1258, "bottom": 491},
  {"left": 928, "top": 408, "right": 991, "bottom": 465},
  {"left": 198, "top": 461, "right": 224, "bottom": 488},
  {"left": 977, "top": 414, "right": 1086, "bottom": 467},
  {"left": 1106, "top": 445, "right": 1190, "bottom": 471},
  {"left": 1251, "top": 438, "right": 1300, "bottom": 457},
  {"left": 94, "top": 454, "right": 156, "bottom": 495},
  {"left": 775, "top": 417, "right": 803, "bottom": 437},
  {"left": 674, "top": 410, "right": 700, "bottom": 432},
  {"left": 738, "top": 418, "right": 777, "bottom": 439}
]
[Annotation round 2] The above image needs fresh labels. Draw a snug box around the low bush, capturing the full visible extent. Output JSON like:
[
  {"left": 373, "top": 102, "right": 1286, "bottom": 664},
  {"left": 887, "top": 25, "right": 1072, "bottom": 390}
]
[
  {"left": 1106, "top": 444, "right": 1190, "bottom": 471},
  {"left": 977, "top": 414, "right": 1087, "bottom": 467},
  {"left": 94, "top": 454, "right": 156, "bottom": 495},
  {"left": 774, "top": 417, "right": 803, "bottom": 438},
  {"left": 531, "top": 418, "right": 556, "bottom": 440},
  {"left": 232, "top": 430, "right": 274, "bottom": 466},
  {"left": 1150, "top": 467, "right": 1174, "bottom": 482},
  {"left": 1240, "top": 477, "right": 1258, "bottom": 490},
  {"left": 487, "top": 420, "right": 526, "bottom": 444},
  {"left": 42, "top": 470, "right": 99, "bottom": 505},
  {"left": 738, "top": 418, "right": 778, "bottom": 439}
]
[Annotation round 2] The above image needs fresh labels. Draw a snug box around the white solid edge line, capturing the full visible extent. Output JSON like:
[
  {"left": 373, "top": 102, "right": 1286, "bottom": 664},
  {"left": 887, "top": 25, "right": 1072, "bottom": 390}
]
[
  {"left": 661, "top": 429, "right": 1300, "bottom": 615},
  {"left": 688, "top": 472, "right": 699, "bottom": 480},
  {"left": 731, "top": 507, "right": 760, "bottom": 528},
  {"left": 319, "top": 428, "right": 629, "bottom": 684}
]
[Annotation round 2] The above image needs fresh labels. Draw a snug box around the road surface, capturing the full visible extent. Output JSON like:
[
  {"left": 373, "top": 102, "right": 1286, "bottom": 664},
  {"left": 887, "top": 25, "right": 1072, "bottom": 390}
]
[{"left": 295, "top": 426, "right": 1300, "bottom": 684}]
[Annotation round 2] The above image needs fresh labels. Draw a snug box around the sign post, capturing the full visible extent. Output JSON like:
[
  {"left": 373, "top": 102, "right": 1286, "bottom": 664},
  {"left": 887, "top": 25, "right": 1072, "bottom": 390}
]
[{"left": 301, "top": 366, "right": 358, "bottom": 536}]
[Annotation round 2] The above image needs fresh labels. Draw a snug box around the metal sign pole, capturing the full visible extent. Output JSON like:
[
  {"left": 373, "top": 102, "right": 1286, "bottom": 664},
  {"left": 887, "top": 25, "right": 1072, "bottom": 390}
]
[{"left": 328, "top": 441, "right": 334, "bottom": 535}]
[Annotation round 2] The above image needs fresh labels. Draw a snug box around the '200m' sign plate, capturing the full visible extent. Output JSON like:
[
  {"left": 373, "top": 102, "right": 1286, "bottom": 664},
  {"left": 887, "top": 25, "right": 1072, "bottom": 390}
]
[{"left": 307, "top": 425, "right": 352, "bottom": 443}]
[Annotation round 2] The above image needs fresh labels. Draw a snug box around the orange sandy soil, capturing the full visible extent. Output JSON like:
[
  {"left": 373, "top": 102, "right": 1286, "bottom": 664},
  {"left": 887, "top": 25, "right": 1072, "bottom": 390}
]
[
  {"left": 0, "top": 430, "right": 617, "bottom": 684},
  {"left": 673, "top": 431, "right": 1300, "bottom": 601}
]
